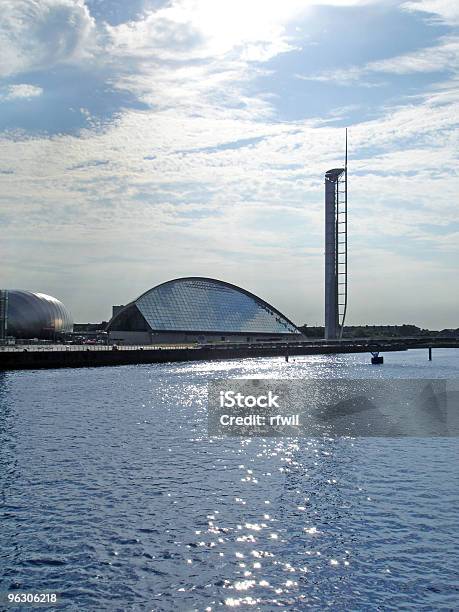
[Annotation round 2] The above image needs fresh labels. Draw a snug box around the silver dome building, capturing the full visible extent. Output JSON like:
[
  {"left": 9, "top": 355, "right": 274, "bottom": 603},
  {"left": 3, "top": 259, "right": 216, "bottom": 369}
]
[
  {"left": 4, "top": 290, "right": 73, "bottom": 339},
  {"left": 107, "top": 277, "right": 301, "bottom": 345}
]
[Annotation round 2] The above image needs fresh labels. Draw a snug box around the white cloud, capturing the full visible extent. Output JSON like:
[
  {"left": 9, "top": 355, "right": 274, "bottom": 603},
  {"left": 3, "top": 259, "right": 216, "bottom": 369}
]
[
  {"left": 0, "top": 92, "right": 457, "bottom": 325},
  {"left": 105, "top": 0, "right": 389, "bottom": 116},
  {"left": 298, "top": 35, "right": 459, "bottom": 86},
  {"left": 0, "top": 0, "right": 388, "bottom": 124},
  {"left": 106, "top": 0, "right": 380, "bottom": 63},
  {"left": 0, "top": 0, "right": 457, "bottom": 327},
  {"left": 366, "top": 36, "right": 459, "bottom": 74},
  {"left": 0, "top": 84, "right": 43, "bottom": 101},
  {"left": 0, "top": 0, "right": 384, "bottom": 82},
  {"left": 403, "top": 0, "right": 459, "bottom": 25},
  {"left": 102, "top": 0, "right": 310, "bottom": 118},
  {"left": 0, "top": 0, "right": 97, "bottom": 77}
]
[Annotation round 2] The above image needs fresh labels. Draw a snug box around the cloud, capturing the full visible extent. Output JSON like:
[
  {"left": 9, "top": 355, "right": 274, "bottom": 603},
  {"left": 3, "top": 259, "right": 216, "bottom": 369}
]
[
  {"left": 100, "top": 0, "right": 311, "bottom": 119},
  {"left": 0, "top": 92, "right": 457, "bottom": 325},
  {"left": 0, "top": 82, "right": 457, "bottom": 240},
  {"left": 298, "top": 35, "right": 459, "bottom": 86},
  {"left": 0, "top": 0, "right": 389, "bottom": 124},
  {"left": 296, "top": 70, "right": 385, "bottom": 87},
  {"left": 365, "top": 36, "right": 459, "bottom": 75},
  {"left": 0, "top": 0, "right": 457, "bottom": 327},
  {"left": 403, "top": 0, "right": 459, "bottom": 25},
  {"left": 107, "top": 1, "right": 309, "bottom": 63},
  {"left": 104, "top": 0, "right": 390, "bottom": 116},
  {"left": 0, "top": 0, "right": 384, "bottom": 83},
  {"left": 0, "top": 84, "right": 43, "bottom": 101},
  {"left": 0, "top": 0, "right": 97, "bottom": 78}
]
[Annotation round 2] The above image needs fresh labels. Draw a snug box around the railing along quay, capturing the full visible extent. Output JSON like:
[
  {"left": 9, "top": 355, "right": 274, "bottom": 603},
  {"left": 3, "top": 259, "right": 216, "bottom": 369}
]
[{"left": 0, "top": 337, "right": 457, "bottom": 370}]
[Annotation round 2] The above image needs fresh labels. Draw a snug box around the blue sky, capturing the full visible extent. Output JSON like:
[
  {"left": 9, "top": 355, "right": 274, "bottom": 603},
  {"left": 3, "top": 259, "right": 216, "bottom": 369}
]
[{"left": 0, "top": 0, "right": 458, "bottom": 328}]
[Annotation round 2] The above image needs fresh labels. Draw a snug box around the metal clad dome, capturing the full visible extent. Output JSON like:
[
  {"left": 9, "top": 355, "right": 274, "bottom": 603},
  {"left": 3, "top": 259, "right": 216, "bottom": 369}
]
[
  {"left": 108, "top": 277, "right": 300, "bottom": 335},
  {"left": 5, "top": 290, "right": 73, "bottom": 339}
]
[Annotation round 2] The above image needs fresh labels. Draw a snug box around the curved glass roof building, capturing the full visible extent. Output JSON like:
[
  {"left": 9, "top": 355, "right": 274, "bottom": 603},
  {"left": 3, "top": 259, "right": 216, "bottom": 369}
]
[
  {"left": 107, "top": 277, "right": 300, "bottom": 344},
  {"left": 5, "top": 290, "right": 73, "bottom": 339}
]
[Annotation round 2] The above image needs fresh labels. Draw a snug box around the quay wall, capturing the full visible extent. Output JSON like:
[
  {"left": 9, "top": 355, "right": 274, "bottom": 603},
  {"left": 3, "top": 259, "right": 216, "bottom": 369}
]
[{"left": 0, "top": 340, "right": 457, "bottom": 370}]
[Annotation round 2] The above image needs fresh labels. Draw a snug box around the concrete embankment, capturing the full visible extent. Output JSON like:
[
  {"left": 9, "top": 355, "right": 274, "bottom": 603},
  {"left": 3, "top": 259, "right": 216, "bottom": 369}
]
[{"left": 0, "top": 339, "right": 457, "bottom": 370}]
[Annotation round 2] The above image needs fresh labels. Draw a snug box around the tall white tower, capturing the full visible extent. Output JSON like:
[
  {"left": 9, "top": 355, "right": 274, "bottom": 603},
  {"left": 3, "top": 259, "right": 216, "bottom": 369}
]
[{"left": 324, "top": 131, "right": 348, "bottom": 340}]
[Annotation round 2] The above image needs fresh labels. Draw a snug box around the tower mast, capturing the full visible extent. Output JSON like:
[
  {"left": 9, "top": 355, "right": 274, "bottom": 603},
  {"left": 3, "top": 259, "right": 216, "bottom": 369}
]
[{"left": 324, "top": 130, "right": 348, "bottom": 340}]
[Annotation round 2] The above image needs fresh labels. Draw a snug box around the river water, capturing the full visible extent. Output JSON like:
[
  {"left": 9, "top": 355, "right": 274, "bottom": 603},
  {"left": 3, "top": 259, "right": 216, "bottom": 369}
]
[{"left": 1, "top": 349, "right": 458, "bottom": 611}]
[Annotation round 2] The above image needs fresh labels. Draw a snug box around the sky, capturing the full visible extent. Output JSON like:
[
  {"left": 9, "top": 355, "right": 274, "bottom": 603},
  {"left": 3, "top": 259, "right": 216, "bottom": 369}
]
[{"left": 0, "top": 0, "right": 458, "bottom": 329}]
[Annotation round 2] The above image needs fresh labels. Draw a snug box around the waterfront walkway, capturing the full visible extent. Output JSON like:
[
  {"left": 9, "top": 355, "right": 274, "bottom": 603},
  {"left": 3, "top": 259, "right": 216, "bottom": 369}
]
[{"left": 0, "top": 337, "right": 457, "bottom": 370}]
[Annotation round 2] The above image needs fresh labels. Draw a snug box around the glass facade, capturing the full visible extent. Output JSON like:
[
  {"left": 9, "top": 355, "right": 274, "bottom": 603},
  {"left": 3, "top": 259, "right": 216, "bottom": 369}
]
[{"left": 111, "top": 278, "right": 299, "bottom": 335}]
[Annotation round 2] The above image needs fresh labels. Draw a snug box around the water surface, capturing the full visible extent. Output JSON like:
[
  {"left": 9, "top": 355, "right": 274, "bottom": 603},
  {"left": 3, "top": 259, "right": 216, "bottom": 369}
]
[{"left": 1, "top": 349, "right": 458, "bottom": 610}]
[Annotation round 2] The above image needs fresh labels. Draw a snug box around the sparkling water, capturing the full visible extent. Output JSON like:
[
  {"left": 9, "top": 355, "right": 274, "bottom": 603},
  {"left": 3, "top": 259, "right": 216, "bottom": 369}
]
[{"left": 0, "top": 349, "right": 458, "bottom": 610}]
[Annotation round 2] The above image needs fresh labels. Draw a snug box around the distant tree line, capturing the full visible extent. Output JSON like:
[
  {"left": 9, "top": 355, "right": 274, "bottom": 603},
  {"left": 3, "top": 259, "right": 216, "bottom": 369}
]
[{"left": 298, "top": 324, "right": 459, "bottom": 339}]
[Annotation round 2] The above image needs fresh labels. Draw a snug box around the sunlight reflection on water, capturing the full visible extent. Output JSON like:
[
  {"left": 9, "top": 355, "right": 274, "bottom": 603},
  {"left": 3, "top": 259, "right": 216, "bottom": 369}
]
[{"left": 0, "top": 350, "right": 458, "bottom": 610}]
